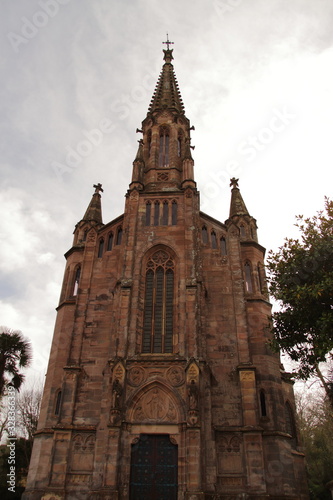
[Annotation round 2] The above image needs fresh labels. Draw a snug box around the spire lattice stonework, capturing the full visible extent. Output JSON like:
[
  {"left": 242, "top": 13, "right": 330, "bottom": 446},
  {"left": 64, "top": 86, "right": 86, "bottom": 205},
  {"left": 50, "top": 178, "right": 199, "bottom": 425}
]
[{"left": 148, "top": 43, "right": 184, "bottom": 115}]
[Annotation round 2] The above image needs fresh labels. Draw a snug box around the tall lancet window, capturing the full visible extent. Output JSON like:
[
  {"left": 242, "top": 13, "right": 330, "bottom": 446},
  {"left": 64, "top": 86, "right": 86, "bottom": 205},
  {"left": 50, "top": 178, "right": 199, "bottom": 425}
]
[
  {"left": 142, "top": 250, "right": 174, "bottom": 354},
  {"left": 177, "top": 131, "right": 183, "bottom": 157},
  {"left": 159, "top": 127, "right": 169, "bottom": 167},
  {"left": 244, "top": 262, "right": 253, "bottom": 293},
  {"left": 73, "top": 266, "right": 81, "bottom": 296},
  {"left": 147, "top": 130, "right": 152, "bottom": 157}
]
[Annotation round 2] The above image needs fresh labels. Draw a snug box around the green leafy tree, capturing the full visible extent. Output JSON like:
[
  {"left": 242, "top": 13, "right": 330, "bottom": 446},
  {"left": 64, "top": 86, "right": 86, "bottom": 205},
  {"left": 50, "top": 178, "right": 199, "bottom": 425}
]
[
  {"left": 0, "top": 327, "right": 32, "bottom": 397},
  {"left": 267, "top": 199, "right": 333, "bottom": 405}
]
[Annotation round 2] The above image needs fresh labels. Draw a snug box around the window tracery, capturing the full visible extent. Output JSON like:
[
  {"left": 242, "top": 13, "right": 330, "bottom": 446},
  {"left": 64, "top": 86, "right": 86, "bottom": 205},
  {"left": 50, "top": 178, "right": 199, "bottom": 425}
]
[
  {"left": 220, "top": 237, "right": 227, "bottom": 256},
  {"left": 107, "top": 232, "right": 114, "bottom": 251},
  {"left": 98, "top": 238, "right": 104, "bottom": 258},
  {"left": 244, "top": 262, "right": 253, "bottom": 293},
  {"left": 159, "top": 127, "right": 169, "bottom": 167},
  {"left": 142, "top": 250, "right": 174, "bottom": 353}
]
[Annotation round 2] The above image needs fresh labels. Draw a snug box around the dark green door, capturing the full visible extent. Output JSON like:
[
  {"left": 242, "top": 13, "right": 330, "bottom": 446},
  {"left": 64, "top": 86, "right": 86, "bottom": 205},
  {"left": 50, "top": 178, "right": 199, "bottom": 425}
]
[{"left": 129, "top": 434, "right": 178, "bottom": 500}]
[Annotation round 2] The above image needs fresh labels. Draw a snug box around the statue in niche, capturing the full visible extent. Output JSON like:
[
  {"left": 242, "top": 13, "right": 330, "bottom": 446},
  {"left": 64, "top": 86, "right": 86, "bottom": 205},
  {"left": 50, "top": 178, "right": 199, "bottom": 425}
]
[
  {"left": 188, "top": 380, "right": 198, "bottom": 410},
  {"left": 112, "top": 379, "right": 123, "bottom": 409}
]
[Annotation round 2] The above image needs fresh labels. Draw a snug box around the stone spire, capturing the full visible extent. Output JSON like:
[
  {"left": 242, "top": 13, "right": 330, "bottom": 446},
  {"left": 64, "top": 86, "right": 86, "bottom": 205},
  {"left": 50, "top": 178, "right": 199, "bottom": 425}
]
[
  {"left": 229, "top": 178, "right": 250, "bottom": 218},
  {"left": 136, "top": 42, "right": 195, "bottom": 191},
  {"left": 147, "top": 45, "right": 185, "bottom": 116},
  {"left": 82, "top": 183, "right": 104, "bottom": 224}
]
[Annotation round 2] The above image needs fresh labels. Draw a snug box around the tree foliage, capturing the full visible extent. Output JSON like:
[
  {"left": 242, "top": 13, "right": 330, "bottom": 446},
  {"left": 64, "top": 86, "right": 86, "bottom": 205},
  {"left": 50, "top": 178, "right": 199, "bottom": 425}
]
[
  {"left": 0, "top": 383, "right": 43, "bottom": 498},
  {"left": 296, "top": 388, "right": 333, "bottom": 499},
  {"left": 16, "top": 384, "right": 43, "bottom": 441},
  {"left": 267, "top": 199, "right": 333, "bottom": 391},
  {"left": 0, "top": 327, "right": 32, "bottom": 397}
]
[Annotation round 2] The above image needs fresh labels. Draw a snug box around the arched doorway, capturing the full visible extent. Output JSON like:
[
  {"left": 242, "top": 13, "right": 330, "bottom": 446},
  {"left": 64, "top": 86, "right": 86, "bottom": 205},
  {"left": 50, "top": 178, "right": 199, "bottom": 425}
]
[{"left": 129, "top": 434, "right": 178, "bottom": 500}]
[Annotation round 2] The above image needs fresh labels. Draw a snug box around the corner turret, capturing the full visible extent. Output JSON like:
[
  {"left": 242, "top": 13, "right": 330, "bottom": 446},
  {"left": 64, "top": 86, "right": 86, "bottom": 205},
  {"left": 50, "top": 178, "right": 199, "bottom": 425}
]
[
  {"left": 73, "top": 183, "right": 104, "bottom": 245},
  {"left": 227, "top": 177, "right": 258, "bottom": 242}
]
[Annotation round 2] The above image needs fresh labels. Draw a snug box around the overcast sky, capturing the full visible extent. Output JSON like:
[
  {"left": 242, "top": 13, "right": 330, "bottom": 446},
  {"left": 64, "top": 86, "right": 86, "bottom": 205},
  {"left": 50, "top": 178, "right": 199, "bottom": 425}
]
[{"left": 1, "top": 0, "right": 333, "bottom": 382}]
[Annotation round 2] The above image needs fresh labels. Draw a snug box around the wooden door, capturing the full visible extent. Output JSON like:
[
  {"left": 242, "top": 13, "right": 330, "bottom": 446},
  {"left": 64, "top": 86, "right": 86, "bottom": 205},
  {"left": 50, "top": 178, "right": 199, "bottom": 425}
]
[{"left": 129, "top": 434, "right": 178, "bottom": 500}]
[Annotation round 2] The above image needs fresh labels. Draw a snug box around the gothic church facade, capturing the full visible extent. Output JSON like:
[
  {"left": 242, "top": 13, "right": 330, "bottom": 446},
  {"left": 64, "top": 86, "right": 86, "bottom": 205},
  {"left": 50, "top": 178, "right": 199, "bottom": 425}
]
[{"left": 24, "top": 47, "right": 308, "bottom": 500}]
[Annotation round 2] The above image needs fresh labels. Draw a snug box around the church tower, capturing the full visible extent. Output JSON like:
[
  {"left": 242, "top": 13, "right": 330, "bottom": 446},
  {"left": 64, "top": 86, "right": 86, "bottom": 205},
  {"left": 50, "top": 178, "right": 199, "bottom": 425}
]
[{"left": 24, "top": 42, "right": 308, "bottom": 500}]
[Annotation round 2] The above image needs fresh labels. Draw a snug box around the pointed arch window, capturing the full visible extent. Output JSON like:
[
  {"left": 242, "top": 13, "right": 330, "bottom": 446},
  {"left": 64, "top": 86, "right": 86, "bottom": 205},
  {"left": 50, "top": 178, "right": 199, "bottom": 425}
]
[
  {"left": 154, "top": 201, "right": 160, "bottom": 226},
  {"left": 107, "top": 232, "right": 114, "bottom": 251},
  {"left": 172, "top": 201, "right": 177, "bottom": 225},
  {"left": 257, "top": 263, "right": 264, "bottom": 293},
  {"left": 260, "top": 390, "right": 267, "bottom": 417},
  {"left": 202, "top": 226, "right": 208, "bottom": 244},
  {"left": 244, "top": 262, "right": 253, "bottom": 293},
  {"left": 54, "top": 390, "right": 62, "bottom": 416},
  {"left": 98, "top": 238, "right": 104, "bottom": 258},
  {"left": 116, "top": 227, "right": 123, "bottom": 245},
  {"left": 285, "top": 402, "right": 297, "bottom": 444},
  {"left": 162, "top": 201, "right": 168, "bottom": 225},
  {"left": 211, "top": 231, "right": 217, "bottom": 249},
  {"left": 159, "top": 127, "right": 169, "bottom": 167},
  {"left": 240, "top": 225, "right": 246, "bottom": 238},
  {"left": 147, "top": 130, "right": 152, "bottom": 157},
  {"left": 142, "top": 250, "right": 174, "bottom": 353},
  {"left": 145, "top": 201, "right": 151, "bottom": 226},
  {"left": 177, "top": 131, "right": 183, "bottom": 157},
  {"left": 73, "top": 266, "right": 81, "bottom": 296},
  {"left": 220, "top": 237, "right": 227, "bottom": 256}
]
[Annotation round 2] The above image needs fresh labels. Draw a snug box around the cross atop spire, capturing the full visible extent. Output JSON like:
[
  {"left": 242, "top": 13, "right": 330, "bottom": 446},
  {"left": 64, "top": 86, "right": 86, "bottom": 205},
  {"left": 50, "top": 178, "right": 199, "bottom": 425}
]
[
  {"left": 163, "top": 33, "right": 174, "bottom": 51},
  {"left": 93, "top": 183, "right": 104, "bottom": 194}
]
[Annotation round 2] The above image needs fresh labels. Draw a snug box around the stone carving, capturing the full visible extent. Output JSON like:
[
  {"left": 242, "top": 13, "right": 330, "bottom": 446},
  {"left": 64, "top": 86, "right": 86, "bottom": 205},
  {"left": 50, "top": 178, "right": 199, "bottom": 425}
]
[
  {"left": 145, "top": 388, "right": 167, "bottom": 419},
  {"left": 187, "top": 411, "right": 198, "bottom": 426},
  {"left": 188, "top": 380, "right": 198, "bottom": 410},
  {"left": 112, "top": 379, "right": 123, "bottom": 409},
  {"left": 239, "top": 370, "right": 255, "bottom": 382},
  {"left": 186, "top": 361, "right": 199, "bottom": 384},
  {"left": 217, "top": 435, "right": 242, "bottom": 474},
  {"left": 109, "top": 360, "right": 125, "bottom": 425},
  {"left": 67, "top": 474, "right": 91, "bottom": 485},
  {"left": 127, "top": 366, "right": 145, "bottom": 387},
  {"left": 220, "top": 476, "right": 243, "bottom": 486},
  {"left": 113, "top": 361, "right": 125, "bottom": 382},
  {"left": 186, "top": 362, "right": 200, "bottom": 426},
  {"left": 70, "top": 434, "right": 95, "bottom": 472},
  {"left": 41, "top": 496, "right": 63, "bottom": 500},
  {"left": 130, "top": 190, "right": 139, "bottom": 200},
  {"left": 109, "top": 409, "right": 121, "bottom": 426},
  {"left": 132, "top": 386, "right": 178, "bottom": 423},
  {"left": 157, "top": 172, "right": 169, "bottom": 181},
  {"left": 86, "top": 230, "right": 96, "bottom": 243},
  {"left": 166, "top": 366, "right": 185, "bottom": 386}
]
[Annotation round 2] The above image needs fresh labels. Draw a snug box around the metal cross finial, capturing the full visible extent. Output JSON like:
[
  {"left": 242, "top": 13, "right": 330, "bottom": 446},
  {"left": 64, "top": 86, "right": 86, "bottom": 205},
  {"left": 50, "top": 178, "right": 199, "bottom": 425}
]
[
  {"left": 93, "top": 183, "right": 104, "bottom": 194},
  {"left": 163, "top": 33, "right": 174, "bottom": 51},
  {"left": 230, "top": 177, "right": 239, "bottom": 188}
]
